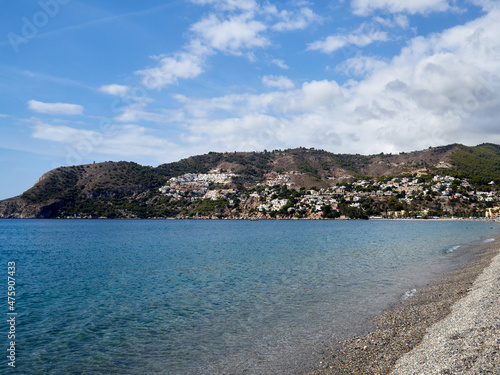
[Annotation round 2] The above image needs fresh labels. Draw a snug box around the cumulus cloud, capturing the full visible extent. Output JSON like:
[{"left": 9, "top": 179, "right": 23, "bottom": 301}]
[
  {"left": 135, "top": 9, "right": 269, "bottom": 90},
  {"left": 65, "top": 2, "right": 500, "bottom": 160},
  {"left": 308, "top": 29, "right": 389, "bottom": 54},
  {"left": 338, "top": 55, "right": 388, "bottom": 77},
  {"left": 351, "top": 0, "right": 453, "bottom": 16},
  {"left": 272, "top": 7, "right": 322, "bottom": 32},
  {"left": 39, "top": 2, "right": 500, "bottom": 163},
  {"left": 28, "top": 100, "right": 84, "bottom": 115},
  {"left": 164, "top": 8, "right": 500, "bottom": 154},
  {"left": 190, "top": 13, "right": 269, "bottom": 53},
  {"left": 262, "top": 75, "right": 295, "bottom": 90},
  {"left": 131, "top": 1, "right": 321, "bottom": 90},
  {"left": 136, "top": 52, "right": 206, "bottom": 89},
  {"left": 99, "top": 84, "right": 131, "bottom": 96}
]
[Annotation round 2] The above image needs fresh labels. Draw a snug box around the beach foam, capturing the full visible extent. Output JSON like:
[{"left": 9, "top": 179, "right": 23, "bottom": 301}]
[
  {"left": 402, "top": 288, "right": 417, "bottom": 300},
  {"left": 445, "top": 245, "right": 460, "bottom": 253}
]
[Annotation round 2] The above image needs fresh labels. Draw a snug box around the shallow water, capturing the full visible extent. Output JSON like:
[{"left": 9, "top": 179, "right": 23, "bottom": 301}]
[{"left": 0, "top": 219, "right": 498, "bottom": 374}]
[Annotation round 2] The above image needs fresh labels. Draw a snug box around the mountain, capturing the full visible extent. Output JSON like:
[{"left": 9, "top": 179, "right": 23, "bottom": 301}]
[{"left": 1, "top": 143, "right": 500, "bottom": 219}]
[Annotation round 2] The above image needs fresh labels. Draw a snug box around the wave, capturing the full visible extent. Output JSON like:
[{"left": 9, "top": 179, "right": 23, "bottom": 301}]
[
  {"left": 402, "top": 289, "right": 417, "bottom": 300},
  {"left": 445, "top": 245, "right": 461, "bottom": 254},
  {"left": 483, "top": 238, "right": 495, "bottom": 243}
]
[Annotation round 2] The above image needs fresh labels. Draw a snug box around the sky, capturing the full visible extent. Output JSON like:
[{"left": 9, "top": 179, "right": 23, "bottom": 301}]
[{"left": 1, "top": 0, "right": 500, "bottom": 199}]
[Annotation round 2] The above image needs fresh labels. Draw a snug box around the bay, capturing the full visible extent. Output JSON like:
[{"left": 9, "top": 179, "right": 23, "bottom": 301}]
[{"left": 0, "top": 219, "right": 498, "bottom": 374}]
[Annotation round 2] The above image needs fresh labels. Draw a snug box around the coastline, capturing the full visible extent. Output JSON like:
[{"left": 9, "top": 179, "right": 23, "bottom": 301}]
[
  {"left": 1, "top": 216, "right": 496, "bottom": 222},
  {"left": 308, "top": 238, "right": 500, "bottom": 375}
]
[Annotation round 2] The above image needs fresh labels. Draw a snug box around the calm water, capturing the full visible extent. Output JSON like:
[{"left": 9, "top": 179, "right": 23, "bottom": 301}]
[{"left": 0, "top": 219, "right": 498, "bottom": 374}]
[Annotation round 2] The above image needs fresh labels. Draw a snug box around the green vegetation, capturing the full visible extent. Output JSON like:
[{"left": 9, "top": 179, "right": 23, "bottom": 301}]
[
  {"left": 191, "top": 199, "right": 228, "bottom": 215},
  {"left": 332, "top": 153, "right": 371, "bottom": 173},
  {"left": 294, "top": 156, "right": 319, "bottom": 178},
  {"left": 22, "top": 169, "right": 79, "bottom": 203},
  {"left": 7, "top": 144, "right": 500, "bottom": 219},
  {"left": 321, "top": 205, "right": 340, "bottom": 219},
  {"left": 337, "top": 202, "right": 369, "bottom": 220},
  {"left": 449, "top": 144, "right": 500, "bottom": 187}
]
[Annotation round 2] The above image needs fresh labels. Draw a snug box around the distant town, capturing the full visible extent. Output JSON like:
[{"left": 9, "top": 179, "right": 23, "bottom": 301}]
[
  {"left": 3, "top": 144, "right": 500, "bottom": 219},
  {"left": 157, "top": 169, "right": 500, "bottom": 220}
]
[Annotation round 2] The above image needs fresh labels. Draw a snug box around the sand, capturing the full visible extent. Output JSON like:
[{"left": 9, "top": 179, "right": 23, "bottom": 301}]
[{"left": 308, "top": 240, "right": 500, "bottom": 375}]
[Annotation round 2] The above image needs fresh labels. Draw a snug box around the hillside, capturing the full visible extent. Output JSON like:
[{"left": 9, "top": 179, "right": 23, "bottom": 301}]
[{"left": 1, "top": 143, "right": 499, "bottom": 219}]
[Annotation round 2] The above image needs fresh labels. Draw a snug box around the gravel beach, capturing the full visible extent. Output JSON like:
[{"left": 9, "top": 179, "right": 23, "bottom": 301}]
[
  {"left": 391, "top": 244, "right": 500, "bottom": 374},
  {"left": 309, "top": 239, "right": 500, "bottom": 375}
]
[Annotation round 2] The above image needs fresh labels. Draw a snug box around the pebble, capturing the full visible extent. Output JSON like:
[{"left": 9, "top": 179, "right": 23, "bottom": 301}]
[
  {"left": 307, "top": 241, "right": 500, "bottom": 375},
  {"left": 390, "top": 248, "right": 500, "bottom": 375}
]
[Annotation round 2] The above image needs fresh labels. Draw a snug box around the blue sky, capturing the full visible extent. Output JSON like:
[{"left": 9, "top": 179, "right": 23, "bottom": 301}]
[{"left": 1, "top": 0, "right": 500, "bottom": 199}]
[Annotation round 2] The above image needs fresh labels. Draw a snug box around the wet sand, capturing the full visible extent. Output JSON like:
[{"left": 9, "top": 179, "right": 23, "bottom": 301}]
[{"left": 308, "top": 239, "right": 499, "bottom": 375}]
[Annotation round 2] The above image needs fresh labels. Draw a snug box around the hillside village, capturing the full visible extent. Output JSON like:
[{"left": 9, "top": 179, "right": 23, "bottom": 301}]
[
  {"left": 3, "top": 144, "right": 500, "bottom": 219},
  {"left": 157, "top": 170, "right": 500, "bottom": 220}
]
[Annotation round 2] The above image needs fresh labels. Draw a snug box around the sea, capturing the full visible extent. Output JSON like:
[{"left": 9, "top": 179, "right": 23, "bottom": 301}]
[{"left": 0, "top": 219, "right": 498, "bottom": 374}]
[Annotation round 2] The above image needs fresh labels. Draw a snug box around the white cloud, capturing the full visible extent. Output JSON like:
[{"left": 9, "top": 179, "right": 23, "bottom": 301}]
[
  {"left": 352, "top": 0, "right": 453, "bottom": 16},
  {"left": 32, "top": 124, "right": 93, "bottom": 143},
  {"left": 77, "top": 2, "right": 500, "bottom": 159},
  {"left": 46, "top": 3, "right": 500, "bottom": 161},
  {"left": 262, "top": 75, "right": 295, "bottom": 90},
  {"left": 136, "top": 9, "right": 270, "bottom": 91},
  {"left": 113, "top": 103, "right": 150, "bottom": 123},
  {"left": 338, "top": 8, "right": 500, "bottom": 150},
  {"left": 373, "top": 15, "right": 410, "bottom": 29},
  {"left": 308, "top": 29, "right": 389, "bottom": 54},
  {"left": 174, "top": 91, "right": 278, "bottom": 118},
  {"left": 99, "top": 84, "right": 131, "bottom": 96},
  {"left": 190, "top": 13, "right": 268, "bottom": 53},
  {"left": 28, "top": 100, "right": 84, "bottom": 115},
  {"left": 98, "top": 125, "right": 174, "bottom": 157},
  {"left": 32, "top": 122, "right": 179, "bottom": 159},
  {"left": 136, "top": 52, "right": 206, "bottom": 89},
  {"left": 468, "top": 0, "right": 498, "bottom": 11},
  {"left": 394, "top": 14, "right": 410, "bottom": 28},
  {"left": 271, "top": 7, "right": 322, "bottom": 32},
  {"left": 282, "top": 80, "right": 344, "bottom": 113},
  {"left": 165, "top": 8, "right": 500, "bottom": 154},
  {"left": 271, "top": 58, "right": 289, "bottom": 69},
  {"left": 372, "top": 16, "right": 394, "bottom": 28},
  {"left": 338, "top": 55, "right": 388, "bottom": 77},
  {"left": 130, "top": 1, "right": 322, "bottom": 92}
]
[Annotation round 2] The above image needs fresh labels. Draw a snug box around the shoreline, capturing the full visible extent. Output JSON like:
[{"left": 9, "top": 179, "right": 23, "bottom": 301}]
[
  {"left": 308, "top": 238, "right": 499, "bottom": 375},
  {"left": 1, "top": 216, "right": 498, "bottom": 222}
]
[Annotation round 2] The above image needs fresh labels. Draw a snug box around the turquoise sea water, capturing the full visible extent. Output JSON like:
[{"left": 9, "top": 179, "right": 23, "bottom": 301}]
[{"left": 0, "top": 219, "right": 498, "bottom": 374}]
